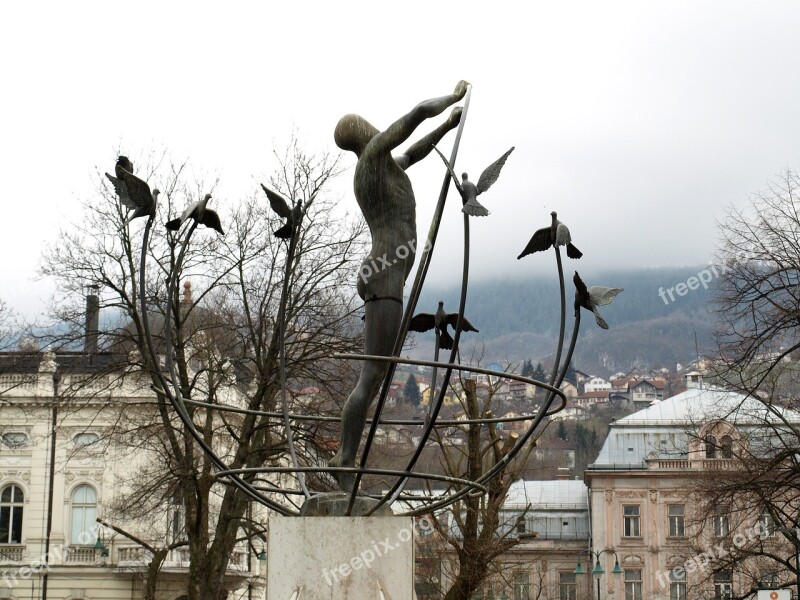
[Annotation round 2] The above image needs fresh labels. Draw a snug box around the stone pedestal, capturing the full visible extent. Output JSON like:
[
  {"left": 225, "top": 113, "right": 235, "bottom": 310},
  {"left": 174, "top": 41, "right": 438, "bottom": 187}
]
[{"left": 267, "top": 516, "right": 415, "bottom": 599}]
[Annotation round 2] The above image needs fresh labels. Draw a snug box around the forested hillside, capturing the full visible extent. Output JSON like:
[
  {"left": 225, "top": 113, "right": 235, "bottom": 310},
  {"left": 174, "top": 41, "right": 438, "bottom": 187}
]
[{"left": 409, "top": 266, "right": 719, "bottom": 374}]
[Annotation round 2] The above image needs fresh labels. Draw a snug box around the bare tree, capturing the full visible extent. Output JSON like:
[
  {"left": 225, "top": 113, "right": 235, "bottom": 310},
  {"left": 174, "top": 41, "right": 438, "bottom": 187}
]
[
  {"left": 715, "top": 167, "right": 800, "bottom": 394},
  {"left": 37, "top": 141, "right": 367, "bottom": 600},
  {"left": 697, "top": 166, "right": 800, "bottom": 598},
  {"left": 682, "top": 398, "right": 800, "bottom": 600},
  {"left": 0, "top": 298, "right": 13, "bottom": 352},
  {"left": 426, "top": 368, "right": 540, "bottom": 600}
]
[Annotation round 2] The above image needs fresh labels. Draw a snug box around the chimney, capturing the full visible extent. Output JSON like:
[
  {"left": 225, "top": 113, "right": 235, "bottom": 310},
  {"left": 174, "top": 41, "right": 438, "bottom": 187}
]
[
  {"left": 181, "top": 280, "right": 192, "bottom": 306},
  {"left": 85, "top": 285, "right": 100, "bottom": 354},
  {"left": 684, "top": 371, "right": 702, "bottom": 389},
  {"left": 557, "top": 467, "right": 571, "bottom": 481}
]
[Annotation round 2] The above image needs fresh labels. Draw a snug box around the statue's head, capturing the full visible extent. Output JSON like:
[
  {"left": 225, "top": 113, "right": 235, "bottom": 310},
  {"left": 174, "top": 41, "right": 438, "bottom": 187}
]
[{"left": 334, "top": 114, "right": 378, "bottom": 155}]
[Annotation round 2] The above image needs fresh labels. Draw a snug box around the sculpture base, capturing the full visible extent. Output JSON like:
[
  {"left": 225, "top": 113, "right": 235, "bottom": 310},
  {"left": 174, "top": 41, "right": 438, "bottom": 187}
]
[
  {"left": 267, "top": 515, "right": 415, "bottom": 599},
  {"left": 300, "top": 492, "right": 395, "bottom": 516}
]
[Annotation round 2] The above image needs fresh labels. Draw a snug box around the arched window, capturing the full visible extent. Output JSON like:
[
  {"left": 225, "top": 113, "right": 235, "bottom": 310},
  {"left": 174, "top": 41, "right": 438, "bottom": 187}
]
[
  {"left": 1, "top": 433, "right": 28, "bottom": 448},
  {"left": 721, "top": 435, "right": 733, "bottom": 459},
  {"left": 70, "top": 485, "right": 97, "bottom": 545},
  {"left": 73, "top": 433, "right": 100, "bottom": 448},
  {"left": 0, "top": 484, "right": 24, "bottom": 543},
  {"left": 704, "top": 435, "right": 717, "bottom": 459}
]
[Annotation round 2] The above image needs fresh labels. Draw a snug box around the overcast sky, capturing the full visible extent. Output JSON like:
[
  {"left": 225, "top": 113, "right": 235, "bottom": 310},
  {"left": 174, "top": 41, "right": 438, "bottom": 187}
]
[{"left": 3, "top": 1, "right": 800, "bottom": 317}]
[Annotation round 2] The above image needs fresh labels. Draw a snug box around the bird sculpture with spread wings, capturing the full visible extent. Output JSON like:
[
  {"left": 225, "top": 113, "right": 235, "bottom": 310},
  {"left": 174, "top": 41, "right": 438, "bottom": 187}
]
[
  {"left": 433, "top": 146, "right": 514, "bottom": 216},
  {"left": 105, "top": 156, "right": 159, "bottom": 223},
  {"left": 261, "top": 184, "right": 315, "bottom": 239},
  {"left": 409, "top": 301, "right": 479, "bottom": 350},
  {"left": 517, "top": 211, "right": 582, "bottom": 259},
  {"left": 165, "top": 193, "right": 224, "bottom": 235},
  {"left": 573, "top": 271, "right": 623, "bottom": 329}
]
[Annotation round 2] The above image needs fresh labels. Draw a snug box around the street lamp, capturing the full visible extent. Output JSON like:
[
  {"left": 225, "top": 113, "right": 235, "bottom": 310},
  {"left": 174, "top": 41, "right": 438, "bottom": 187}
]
[{"left": 574, "top": 549, "right": 623, "bottom": 600}]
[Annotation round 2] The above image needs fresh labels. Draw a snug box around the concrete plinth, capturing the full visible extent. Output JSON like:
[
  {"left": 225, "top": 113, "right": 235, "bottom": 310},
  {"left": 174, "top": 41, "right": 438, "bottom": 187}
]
[
  {"left": 299, "top": 492, "right": 394, "bottom": 516},
  {"left": 267, "top": 516, "right": 415, "bottom": 599}
]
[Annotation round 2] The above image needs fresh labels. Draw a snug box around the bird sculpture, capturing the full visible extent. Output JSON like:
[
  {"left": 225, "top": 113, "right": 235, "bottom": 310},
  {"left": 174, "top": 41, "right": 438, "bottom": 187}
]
[
  {"left": 409, "top": 301, "right": 479, "bottom": 350},
  {"left": 117, "top": 155, "right": 134, "bottom": 173},
  {"left": 573, "top": 271, "right": 623, "bottom": 329},
  {"left": 517, "top": 211, "right": 582, "bottom": 259},
  {"left": 433, "top": 146, "right": 514, "bottom": 216},
  {"left": 105, "top": 156, "right": 159, "bottom": 222},
  {"left": 165, "top": 193, "right": 224, "bottom": 235},
  {"left": 261, "top": 184, "right": 315, "bottom": 239}
]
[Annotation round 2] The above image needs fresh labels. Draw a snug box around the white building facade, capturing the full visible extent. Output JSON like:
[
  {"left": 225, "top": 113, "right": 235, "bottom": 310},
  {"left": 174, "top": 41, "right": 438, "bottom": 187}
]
[{"left": 0, "top": 352, "right": 263, "bottom": 600}]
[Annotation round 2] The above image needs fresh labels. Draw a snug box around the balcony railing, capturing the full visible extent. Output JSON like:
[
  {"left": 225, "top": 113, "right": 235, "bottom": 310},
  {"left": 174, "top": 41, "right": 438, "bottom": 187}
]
[
  {"left": 65, "top": 546, "right": 99, "bottom": 563},
  {"left": 118, "top": 546, "right": 153, "bottom": 565},
  {"left": 115, "top": 545, "right": 253, "bottom": 573},
  {"left": 0, "top": 545, "right": 24, "bottom": 563},
  {"left": 647, "top": 458, "right": 737, "bottom": 470}
]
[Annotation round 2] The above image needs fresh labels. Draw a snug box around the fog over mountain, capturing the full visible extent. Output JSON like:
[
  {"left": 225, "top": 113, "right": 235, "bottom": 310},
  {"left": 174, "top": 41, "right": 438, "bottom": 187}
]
[{"left": 408, "top": 266, "right": 719, "bottom": 374}]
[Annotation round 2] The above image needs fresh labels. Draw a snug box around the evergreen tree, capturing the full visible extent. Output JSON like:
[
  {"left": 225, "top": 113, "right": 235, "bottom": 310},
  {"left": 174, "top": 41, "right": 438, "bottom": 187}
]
[
  {"left": 521, "top": 358, "right": 534, "bottom": 377},
  {"left": 533, "top": 362, "right": 547, "bottom": 382},
  {"left": 565, "top": 362, "right": 578, "bottom": 385},
  {"left": 556, "top": 420, "right": 568, "bottom": 441},
  {"left": 404, "top": 373, "right": 421, "bottom": 406}
]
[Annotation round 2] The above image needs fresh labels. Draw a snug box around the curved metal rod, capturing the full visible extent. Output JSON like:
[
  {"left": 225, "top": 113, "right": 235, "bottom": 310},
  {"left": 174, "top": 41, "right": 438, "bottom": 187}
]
[
  {"left": 347, "top": 84, "right": 474, "bottom": 512},
  {"left": 405, "top": 310, "right": 581, "bottom": 517},
  {"left": 334, "top": 355, "right": 566, "bottom": 398},
  {"left": 277, "top": 229, "right": 311, "bottom": 498},
  {"left": 403, "top": 250, "right": 576, "bottom": 516},
  {"left": 215, "top": 466, "right": 489, "bottom": 494},
  {"left": 426, "top": 334, "right": 441, "bottom": 422},
  {"left": 549, "top": 247, "right": 567, "bottom": 390},
  {"left": 247, "top": 484, "right": 466, "bottom": 505},
  {"left": 178, "top": 396, "right": 559, "bottom": 425},
  {"left": 371, "top": 210, "right": 474, "bottom": 513},
  {"left": 163, "top": 221, "right": 198, "bottom": 405},
  {"left": 139, "top": 219, "right": 294, "bottom": 516}
]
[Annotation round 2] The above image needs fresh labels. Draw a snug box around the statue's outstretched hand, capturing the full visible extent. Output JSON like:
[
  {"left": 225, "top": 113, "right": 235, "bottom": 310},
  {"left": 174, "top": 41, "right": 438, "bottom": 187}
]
[{"left": 447, "top": 106, "right": 463, "bottom": 129}]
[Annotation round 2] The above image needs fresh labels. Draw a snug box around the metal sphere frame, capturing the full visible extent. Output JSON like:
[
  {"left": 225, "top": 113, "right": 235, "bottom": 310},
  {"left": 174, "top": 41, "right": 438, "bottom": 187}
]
[{"left": 133, "top": 83, "right": 584, "bottom": 517}]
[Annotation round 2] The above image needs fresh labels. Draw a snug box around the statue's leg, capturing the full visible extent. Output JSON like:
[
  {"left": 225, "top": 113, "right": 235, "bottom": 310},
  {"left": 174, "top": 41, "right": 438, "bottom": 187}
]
[{"left": 330, "top": 271, "right": 403, "bottom": 492}]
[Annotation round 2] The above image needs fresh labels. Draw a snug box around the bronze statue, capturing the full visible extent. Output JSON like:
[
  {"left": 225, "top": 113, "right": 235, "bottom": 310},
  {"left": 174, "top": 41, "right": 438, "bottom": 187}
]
[
  {"left": 261, "top": 184, "right": 314, "bottom": 239},
  {"left": 573, "top": 271, "right": 623, "bottom": 329},
  {"left": 517, "top": 211, "right": 582, "bottom": 259},
  {"left": 105, "top": 156, "right": 159, "bottom": 223},
  {"left": 409, "top": 300, "right": 479, "bottom": 350},
  {"left": 329, "top": 81, "right": 468, "bottom": 491},
  {"left": 165, "top": 194, "right": 224, "bottom": 235},
  {"left": 434, "top": 146, "right": 515, "bottom": 216}
]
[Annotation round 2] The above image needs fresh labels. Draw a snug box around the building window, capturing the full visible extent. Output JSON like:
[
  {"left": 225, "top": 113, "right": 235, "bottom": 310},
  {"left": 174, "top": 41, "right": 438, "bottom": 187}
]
[
  {"left": 705, "top": 434, "right": 717, "bottom": 458},
  {"left": 70, "top": 485, "right": 97, "bottom": 545},
  {"left": 758, "top": 510, "right": 775, "bottom": 537},
  {"left": 1, "top": 433, "right": 27, "bottom": 448},
  {"left": 515, "top": 515, "right": 526, "bottom": 534},
  {"left": 668, "top": 505, "right": 685, "bottom": 537},
  {"left": 0, "top": 485, "right": 23, "bottom": 544},
  {"left": 625, "top": 569, "right": 643, "bottom": 600},
  {"left": 559, "top": 572, "right": 577, "bottom": 600},
  {"left": 714, "top": 506, "right": 730, "bottom": 538},
  {"left": 669, "top": 570, "right": 686, "bottom": 600},
  {"left": 624, "top": 505, "right": 641, "bottom": 537},
  {"left": 714, "top": 570, "right": 732, "bottom": 600},
  {"left": 513, "top": 570, "right": 530, "bottom": 600},
  {"left": 720, "top": 435, "right": 733, "bottom": 459},
  {"left": 73, "top": 433, "right": 100, "bottom": 448}
]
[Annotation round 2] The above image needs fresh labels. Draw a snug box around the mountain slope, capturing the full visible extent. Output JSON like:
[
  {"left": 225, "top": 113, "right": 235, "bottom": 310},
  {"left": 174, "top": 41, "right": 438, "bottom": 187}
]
[{"left": 407, "top": 266, "right": 719, "bottom": 373}]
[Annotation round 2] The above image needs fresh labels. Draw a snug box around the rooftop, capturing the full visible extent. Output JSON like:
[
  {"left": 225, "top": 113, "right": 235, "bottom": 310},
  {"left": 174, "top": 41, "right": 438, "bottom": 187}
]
[{"left": 590, "top": 385, "right": 800, "bottom": 468}]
